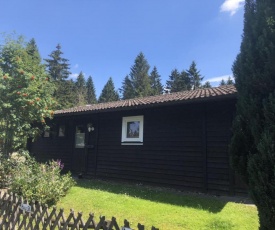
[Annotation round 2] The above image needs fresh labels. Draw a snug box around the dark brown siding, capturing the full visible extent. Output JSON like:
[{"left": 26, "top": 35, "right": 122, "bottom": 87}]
[
  {"left": 96, "top": 105, "right": 205, "bottom": 191},
  {"left": 31, "top": 119, "right": 73, "bottom": 172},
  {"left": 206, "top": 102, "right": 234, "bottom": 195},
  {"left": 30, "top": 99, "right": 247, "bottom": 195}
]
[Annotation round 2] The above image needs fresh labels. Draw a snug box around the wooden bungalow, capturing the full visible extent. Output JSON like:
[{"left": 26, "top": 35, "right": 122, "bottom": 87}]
[{"left": 29, "top": 85, "right": 246, "bottom": 196}]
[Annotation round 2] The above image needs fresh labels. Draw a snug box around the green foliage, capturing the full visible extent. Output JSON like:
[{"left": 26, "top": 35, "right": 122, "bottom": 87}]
[
  {"left": 75, "top": 71, "right": 87, "bottom": 106},
  {"left": 220, "top": 79, "right": 226, "bottom": 86},
  {"left": 220, "top": 77, "right": 234, "bottom": 86},
  {"left": 120, "top": 75, "right": 134, "bottom": 99},
  {"left": 121, "top": 52, "right": 151, "bottom": 99},
  {"left": 149, "top": 66, "right": 163, "bottom": 95},
  {"left": 230, "top": 0, "right": 275, "bottom": 228},
  {"left": 53, "top": 80, "right": 77, "bottom": 110},
  {"left": 44, "top": 44, "right": 71, "bottom": 81},
  {"left": 202, "top": 81, "right": 212, "bottom": 88},
  {"left": 86, "top": 75, "right": 97, "bottom": 104},
  {"left": 166, "top": 69, "right": 190, "bottom": 93},
  {"left": 226, "top": 76, "right": 234, "bottom": 85},
  {"left": 0, "top": 151, "right": 75, "bottom": 205},
  {"left": 98, "top": 77, "right": 119, "bottom": 103},
  {"left": 166, "top": 61, "right": 203, "bottom": 92},
  {"left": 0, "top": 35, "right": 55, "bottom": 155},
  {"left": 187, "top": 61, "right": 203, "bottom": 90},
  {"left": 45, "top": 44, "right": 75, "bottom": 110}
]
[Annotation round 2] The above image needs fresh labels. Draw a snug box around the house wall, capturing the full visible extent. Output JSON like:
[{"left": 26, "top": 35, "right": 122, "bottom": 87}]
[{"left": 30, "top": 99, "right": 247, "bottom": 195}]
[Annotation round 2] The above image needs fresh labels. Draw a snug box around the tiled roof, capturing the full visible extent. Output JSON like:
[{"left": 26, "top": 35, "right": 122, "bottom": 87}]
[{"left": 55, "top": 85, "right": 237, "bottom": 115}]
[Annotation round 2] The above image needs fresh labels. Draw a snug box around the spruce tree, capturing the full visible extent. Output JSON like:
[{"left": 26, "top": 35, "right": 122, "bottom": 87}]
[
  {"left": 26, "top": 38, "right": 41, "bottom": 65},
  {"left": 120, "top": 75, "right": 134, "bottom": 99},
  {"left": 149, "top": 66, "right": 163, "bottom": 95},
  {"left": 230, "top": 0, "right": 275, "bottom": 228},
  {"left": 202, "top": 81, "right": 211, "bottom": 88},
  {"left": 44, "top": 44, "right": 71, "bottom": 81},
  {"left": 187, "top": 61, "right": 203, "bottom": 90},
  {"left": 75, "top": 71, "right": 87, "bottom": 106},
  {"left": 86, "top": 76, "right": 97, "bottom": 104},
  {"left": 226, "top": 76, "right": 234, "bottom": 85},
  {"left": 166, "top": 69, "right": 190, "bottom": 93},
  {"left": 129, "top": 52, "right": 151, "bottom": 98},
  {"left": 220, "top": 79, "right": 226, "bottom": 86},
  {"left": 54, "top": 80, "right": 76, "bottom": 109},
  {"left": 98, "top": 77, "right": 119, "bottom": 103},
  {"left": 44, "top": 44, "right": 74, "bottom": 109}
]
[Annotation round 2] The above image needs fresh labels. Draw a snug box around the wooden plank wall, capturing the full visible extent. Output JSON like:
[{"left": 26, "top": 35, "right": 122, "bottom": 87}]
[
  {"left": 30, "top": 99, "right": 247, "bottom": 195},
  {"left": 30, "top": 119, "right": 73, "bottom": 172},
  {"left": 206, "top": 102, "right": 234, "bottom": 195},
  {"left": 96, "top": 104, "right": 205, "bottom": 192}
]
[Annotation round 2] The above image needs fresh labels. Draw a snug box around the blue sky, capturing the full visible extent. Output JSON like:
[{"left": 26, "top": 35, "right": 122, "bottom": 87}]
[{"left": 0, "top": 0, "right": 245, "bottom": 96}]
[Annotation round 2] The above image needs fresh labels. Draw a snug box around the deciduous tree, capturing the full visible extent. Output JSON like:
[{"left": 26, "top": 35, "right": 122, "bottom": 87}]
[{"left": 0, "top": 36, "right": 55, "bottom": 155}]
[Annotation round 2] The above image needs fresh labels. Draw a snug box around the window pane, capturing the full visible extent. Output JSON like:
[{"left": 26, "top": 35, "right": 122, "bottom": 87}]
[
  {"left": 75, "top": 133, "right": 85, "bottom": 148},
  {"left": 59, "top": 125, "right": 65, "bottom": 137},
  {"left": 126, "top": 121, "right": 140, "bottom": 138},
  {"left": 75, "top": 125, "right": 85, "bottom": 148}
]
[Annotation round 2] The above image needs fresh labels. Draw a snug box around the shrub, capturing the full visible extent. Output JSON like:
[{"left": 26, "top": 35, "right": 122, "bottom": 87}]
[{"left": 0, "top": 150, "right": 75, "bottom": 205}]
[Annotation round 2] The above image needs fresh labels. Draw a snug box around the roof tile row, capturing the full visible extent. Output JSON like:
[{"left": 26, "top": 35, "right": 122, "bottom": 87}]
[{"left": 55, "top": 85, "right": 237, "bottom": 115}]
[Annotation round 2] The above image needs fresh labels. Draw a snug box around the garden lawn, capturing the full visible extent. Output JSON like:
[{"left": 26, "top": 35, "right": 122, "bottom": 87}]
[{"left": 56, "top": 179, "right": 258, "bottom": 230}]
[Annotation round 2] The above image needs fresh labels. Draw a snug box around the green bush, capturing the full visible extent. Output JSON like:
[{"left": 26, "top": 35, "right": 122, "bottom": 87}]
[{"left": 0, "top": 150, "right": 75, "bottom": 205}]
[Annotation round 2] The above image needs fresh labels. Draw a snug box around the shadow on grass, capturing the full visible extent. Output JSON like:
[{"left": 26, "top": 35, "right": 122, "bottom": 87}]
[{"left": 75, "top": 178, "right": 230, "bottom": 213}]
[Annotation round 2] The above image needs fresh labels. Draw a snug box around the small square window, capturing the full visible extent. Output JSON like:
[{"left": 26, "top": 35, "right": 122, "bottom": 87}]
[
  {"left": 58, "top": 125, "right": 66, "bottom": 137},
  {"left": 121, "top": 116, "right": 144, "bottom": 144},
  {"left": 44, "top": 129, "right": 50, "bottom": 138}
]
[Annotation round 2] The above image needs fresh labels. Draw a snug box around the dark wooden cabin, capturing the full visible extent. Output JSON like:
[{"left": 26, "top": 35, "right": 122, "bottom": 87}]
[{"left": 29, "top": 85, "right": 246, "bottom": 196}]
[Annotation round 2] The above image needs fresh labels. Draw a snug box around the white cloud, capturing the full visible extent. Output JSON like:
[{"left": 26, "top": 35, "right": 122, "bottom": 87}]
[
  {"left": 69, "top": 73, "right": 79, "bottom": 79},
  {"left": 73, "top": 64, "right": 79, "bottom": 69},
  {"left": 220, "top": 0, "right": 245, "bottom": 16},
  {"left": 204, "top": 74, "right": 234, "bottom": 84},
  {"left": 69, "top": 72, "right": 86, "bottom": 80}
]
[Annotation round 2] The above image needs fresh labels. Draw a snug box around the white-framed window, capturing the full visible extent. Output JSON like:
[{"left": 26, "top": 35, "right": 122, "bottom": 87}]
[
  {"left": 121, "top": 115, "right": 144, "bottom": 144},
  {"left": 75, "top": 125, "right": 85, "bottom": 148}
]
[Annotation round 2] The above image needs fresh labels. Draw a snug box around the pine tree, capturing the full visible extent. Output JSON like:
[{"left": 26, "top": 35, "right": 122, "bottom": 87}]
[
  {"left": 86, "top": 76, "right": 97, "bottom": 104},
  {"left": 187, "top": 61, "right": 203, "bottom": 90},
  {"left": 129, "top": 52, "right": 151, "bottom": 98},
  {"left": 149, "top": 66, "right": 163, "bottom": 95},
  {"left": 230, "top": 0, "right": 275, "bottom": 228},
  {"left": 98, "top": 77, "right": 119, "bottom": 103},
  {"left": 75, "top": 71, "right": 87, "bottom": 106},
  {"left": 44, "top": 44, "right": 71, "bottom": 81},
  {"left": 120, "top": 75, "right": 134, "bottom": 100}
]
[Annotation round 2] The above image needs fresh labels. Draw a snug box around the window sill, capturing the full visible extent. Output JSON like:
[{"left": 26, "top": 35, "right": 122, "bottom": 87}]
[{"left": 121, "top": 142, "right": 143, "bottom": 146}]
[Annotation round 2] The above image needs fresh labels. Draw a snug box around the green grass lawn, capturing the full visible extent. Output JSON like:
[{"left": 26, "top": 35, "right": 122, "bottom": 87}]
[{"left": 56, "top": 179, "right": 259, "bottom": 230}]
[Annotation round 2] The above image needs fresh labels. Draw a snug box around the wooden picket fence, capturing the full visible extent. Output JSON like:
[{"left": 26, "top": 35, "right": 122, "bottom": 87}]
[{"left": 0, "top": 191, "right": 159, "bottom": 230}]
